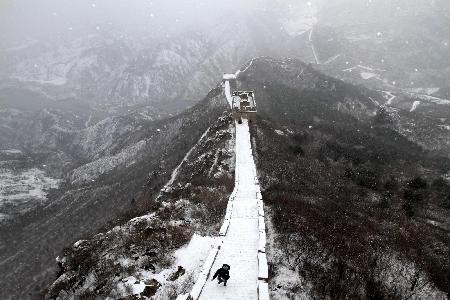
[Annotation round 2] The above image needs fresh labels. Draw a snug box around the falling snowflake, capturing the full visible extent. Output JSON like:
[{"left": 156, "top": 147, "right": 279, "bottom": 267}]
[
  {"left": 91, "top": 3, "right": 96, "bottom": 8},
  {"left": 414, "top": 68, "right": 418, "bottom": 72},
  {"left": 444, "top": 42, "right": 448, "bottom": 46},
  {"left": 377, "top": 32, "right": 382, "bottom": 37},
  {"left": 96, "top": 26, "right": 100, "bottom": 31},
  {"left": 392, "top": 81, "right": 396, "bottom": 85}
]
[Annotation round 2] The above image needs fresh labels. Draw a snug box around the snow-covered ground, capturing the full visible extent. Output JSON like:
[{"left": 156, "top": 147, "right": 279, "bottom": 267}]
[
  {"left": 121, "top": 234, "right": 218, "bottom": 297},
  {"left": 179, "top": 81, "right": 268, "bottom": 299},
  {"left": 196, "top": 119, "right": 260, "bottom": 299},
  {"left": 0, "top": 168, "right": 59, "bottom": 201},
  {"left": 0, "top": 167, "right": 59, "bottom": 219},
  {"left": 224, "top": 79, "right": 233, "bottom": 108}
]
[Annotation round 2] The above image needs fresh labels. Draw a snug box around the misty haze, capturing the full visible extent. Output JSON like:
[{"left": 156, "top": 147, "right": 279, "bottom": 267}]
[{"left": 1, "top": 0, "right": 449, "bottom": 299}]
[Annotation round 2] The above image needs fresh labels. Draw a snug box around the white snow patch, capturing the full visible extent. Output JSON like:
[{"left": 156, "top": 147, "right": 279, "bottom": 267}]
[
  {"left": 14, "top": 77, "right": 67, "bottom": 86},
  {"left": 360, "top": 72, "right": 378, "bottom": 80},
  {"left": 404, "top": 87, "right": 440, "bottom": 95},
  {"left": 125, "top": 234, "right": 217, "bottom": 298},
  {"left": 223, "top": 74, "right": 236, "bottom": 80},
  {"left": 0, "top": 149, "right": 23, "bottom": 155},
  {"left": 344, "top": 65, "right": 385, "bottom": 73},
  {"left": 0, "top": 168, "right": 59, "bottom": 202},
  {"left": 175, "top": 234, "right": 218, "bottom": 272},
  {"left": 309, "top": 28, "right": 320, "bottom": 64},
  {"left": 383, "top": 91, "right": 396, "bottom": 105},
  {"left": 405, "top": 93, "right": 450, "bottom": 106},
  {"left": 73, "top": 240, "right": 87, "bottom": 248},
  {"left": 224, "top": 80, "right": 233, "bottom": 108},
  {"left": 410, "top": 101, "right": 421, "bottom": 112},
  {"left": 323, "top": 54, "right": 341, "bottom": 65},
  {"left": 122, "top": 276, "right": 146, "bottom": 295},
  {"left": 235, "top": 57, "right": 263, "bottom": 77},
  {"left": 438, "top": 125, "right": 450, "bottom": 131},
  {"left": 275, "top": 129, "right": 285, "bottom": 136}
]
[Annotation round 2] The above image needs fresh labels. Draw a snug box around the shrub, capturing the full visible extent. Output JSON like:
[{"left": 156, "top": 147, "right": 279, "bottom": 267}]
[
  {"left": 407, "top": 177, "right": 427, "bottom": 189},
  {"left": 384, "top": 176, "right": 398, "bottom": 191},
  {"left": 442, "top": 195, "right": 450, "bottom": 210},
  {"left": 404, "top": 189, "right": 424, "bottom": 204},
  {"left": 402, "top": 202, "right": 415, "bottom": 218},
  {"left": 355, "top": 168, "right": 380, "bottom": 190},
  {"left": 290, "top": 145, "right": 305, "bottom": 156},
  {"left": 431, "top": 178, "right": 448, "bottom": 190}
]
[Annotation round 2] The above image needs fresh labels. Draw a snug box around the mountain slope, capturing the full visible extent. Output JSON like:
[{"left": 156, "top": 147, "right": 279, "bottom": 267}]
[
  {"left": 46, "top": 106, "right": 235, "bottom": 299},
  {"left": 235, "top": 57, "right": 450, "bottom": 299},
  {"left": 0, "top": 84, "right": 229, "bottom": 299}
]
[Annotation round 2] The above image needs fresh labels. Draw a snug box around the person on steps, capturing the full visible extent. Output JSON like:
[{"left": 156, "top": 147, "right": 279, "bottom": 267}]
[{"left": 212, "top": 264, "right": 230, "bottom": 286}]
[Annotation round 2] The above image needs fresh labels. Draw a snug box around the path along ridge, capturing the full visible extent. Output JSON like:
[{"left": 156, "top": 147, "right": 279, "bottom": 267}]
[{"left": 185, "top": 78, "right": 269, "bottom": 300}]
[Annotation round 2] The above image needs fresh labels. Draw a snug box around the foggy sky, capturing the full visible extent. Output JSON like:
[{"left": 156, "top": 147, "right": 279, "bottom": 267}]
[
  {"left": 0, "top": 0, "right": 293, "bottom": 47},
  {"left": 2, "top": 0, "right": 449, "bottom": 48}
]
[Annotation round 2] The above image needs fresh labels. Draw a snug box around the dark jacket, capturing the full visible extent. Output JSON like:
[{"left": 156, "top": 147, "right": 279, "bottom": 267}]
[{"left": 213, "top": 267, "right": 230, "bottom": 280}]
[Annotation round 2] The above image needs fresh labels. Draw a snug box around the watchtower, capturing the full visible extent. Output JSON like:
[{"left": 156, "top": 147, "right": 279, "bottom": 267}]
[{"left": 232, "top": 91, "right": 257, "bottom": 123}]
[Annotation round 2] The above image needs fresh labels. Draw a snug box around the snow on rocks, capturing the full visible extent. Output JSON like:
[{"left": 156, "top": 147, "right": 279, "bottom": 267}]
[
  {"left": 73, "top": 240, "right": 88, "bottom": 248},
  {"left": 275, "top": 129, "right": 285, "bottom": 136},
  {"left": 121, "top": 234, "right": 216, "bottom": 298},
  {"left": 410, "top": 101, "right": 421, "bottom": 112}
]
